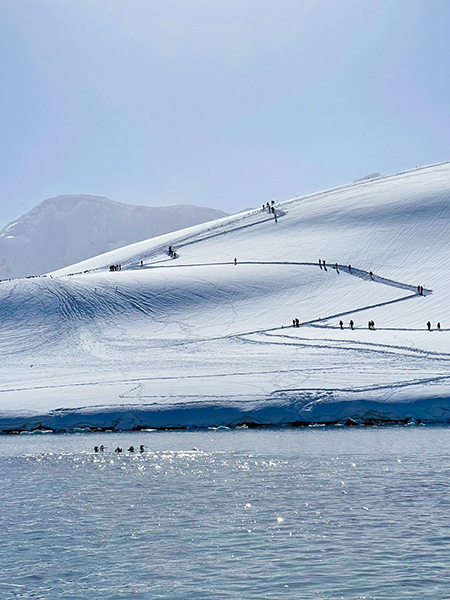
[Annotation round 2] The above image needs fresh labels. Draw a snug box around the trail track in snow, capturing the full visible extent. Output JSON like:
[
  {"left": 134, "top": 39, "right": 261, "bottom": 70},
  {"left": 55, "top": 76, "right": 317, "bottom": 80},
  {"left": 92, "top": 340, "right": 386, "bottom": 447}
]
[{"left": 1, "top": 162, "right": 450, "bottom": 430}]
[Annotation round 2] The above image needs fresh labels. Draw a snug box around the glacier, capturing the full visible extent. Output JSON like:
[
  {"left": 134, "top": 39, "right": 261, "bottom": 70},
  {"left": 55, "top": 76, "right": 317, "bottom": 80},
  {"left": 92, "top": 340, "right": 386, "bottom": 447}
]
[{"left": 0, "top": 162, "right": 450, "bottom": 432}]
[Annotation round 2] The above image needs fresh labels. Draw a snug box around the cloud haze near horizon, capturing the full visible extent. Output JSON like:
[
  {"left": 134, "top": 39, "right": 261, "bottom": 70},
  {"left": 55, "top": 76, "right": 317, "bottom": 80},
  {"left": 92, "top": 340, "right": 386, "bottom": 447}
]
[{"left": 1, "top": 0, "right": 450, "bottom": 228}]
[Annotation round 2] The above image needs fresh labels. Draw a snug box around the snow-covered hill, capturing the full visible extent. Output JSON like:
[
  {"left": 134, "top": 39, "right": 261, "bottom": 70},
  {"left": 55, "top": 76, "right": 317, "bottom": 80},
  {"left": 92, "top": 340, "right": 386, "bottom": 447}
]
[
  {"left": 1, "top": 163, "right": 450, "bottom": 432},
  {"left": 0, "top": 195, "right": 227, "bottom": 278}
]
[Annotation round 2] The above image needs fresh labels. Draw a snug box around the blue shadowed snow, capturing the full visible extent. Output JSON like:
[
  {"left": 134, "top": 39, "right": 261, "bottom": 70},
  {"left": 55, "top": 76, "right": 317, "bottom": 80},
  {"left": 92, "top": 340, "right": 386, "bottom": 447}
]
[{"left": 0, "top": 163, "right": 450, "bottom": 431}]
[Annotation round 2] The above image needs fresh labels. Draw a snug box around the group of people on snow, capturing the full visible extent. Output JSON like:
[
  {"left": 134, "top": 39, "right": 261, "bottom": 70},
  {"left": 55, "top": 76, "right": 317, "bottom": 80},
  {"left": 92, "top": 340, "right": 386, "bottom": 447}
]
[
  {"left": 109, "top": 264, "right": 121, "bottom": 272},
  {"left": 262, "top": 201, "right": 278, "bottom": 221},
  {"left": 168, "top": 246, "right": 178, "bottom": 258},
  {"left": 262, "top": 200, "right": 275, "bottom": 211},
  {"left": 292, "top": 318, "right": 300, "bottom": 327}
]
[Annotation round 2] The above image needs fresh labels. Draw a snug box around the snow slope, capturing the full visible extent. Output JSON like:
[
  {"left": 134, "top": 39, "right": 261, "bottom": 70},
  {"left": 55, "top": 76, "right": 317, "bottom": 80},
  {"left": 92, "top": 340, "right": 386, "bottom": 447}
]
[
  {"left": 0, "top": 163, "right": 450, "bottom": 431},
  {"left": 0, "top": 195, "right": 227, "bottom": 279}
]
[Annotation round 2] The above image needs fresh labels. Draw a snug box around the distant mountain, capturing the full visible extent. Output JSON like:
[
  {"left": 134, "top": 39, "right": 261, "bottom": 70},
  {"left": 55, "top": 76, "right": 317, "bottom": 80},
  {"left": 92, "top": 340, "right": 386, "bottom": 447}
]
[{"left": 0, "top": 195, "right": 228, "bottom": 278}]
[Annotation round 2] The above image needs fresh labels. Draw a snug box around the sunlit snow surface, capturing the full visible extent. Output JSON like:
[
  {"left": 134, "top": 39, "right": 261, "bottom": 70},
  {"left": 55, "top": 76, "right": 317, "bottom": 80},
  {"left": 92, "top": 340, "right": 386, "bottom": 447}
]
[{"left": 1, "top": 163, "right": 450, "bottom": 431}]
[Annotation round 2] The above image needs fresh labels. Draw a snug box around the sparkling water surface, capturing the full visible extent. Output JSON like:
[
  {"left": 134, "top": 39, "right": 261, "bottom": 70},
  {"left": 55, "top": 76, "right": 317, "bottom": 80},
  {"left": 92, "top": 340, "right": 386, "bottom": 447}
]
[{"left": 1, "top": 426, "right": 450, "bottom": 599}]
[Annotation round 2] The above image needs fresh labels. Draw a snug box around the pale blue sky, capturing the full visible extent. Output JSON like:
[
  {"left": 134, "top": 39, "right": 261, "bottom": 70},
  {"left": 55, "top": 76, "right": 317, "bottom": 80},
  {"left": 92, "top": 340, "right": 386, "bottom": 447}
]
[{"left": 1, "top": 0, "right": 450, "bottom": 227}]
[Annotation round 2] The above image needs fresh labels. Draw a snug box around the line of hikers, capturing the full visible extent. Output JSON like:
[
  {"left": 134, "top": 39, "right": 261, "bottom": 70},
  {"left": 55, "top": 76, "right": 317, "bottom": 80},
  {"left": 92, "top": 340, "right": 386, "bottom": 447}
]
[
  {"left": 319, "top": 259, "right": 373, "bottom": 279},
  {"left": 318, "top": 260, "right": 429, "bottom": 294},
  {"left": 337, "top": 320, "right": 442, "bottom": 331}
]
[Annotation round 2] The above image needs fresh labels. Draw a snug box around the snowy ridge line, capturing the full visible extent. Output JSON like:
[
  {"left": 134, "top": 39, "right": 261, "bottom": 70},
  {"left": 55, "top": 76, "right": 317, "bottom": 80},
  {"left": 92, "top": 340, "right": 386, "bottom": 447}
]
[
  {"left": 170, "top": 209, "right": 285, "bottom": 252},
  {"left": 114, "top": 208, "right": 285, "bottom": 272},
  {"left": 278, "top": 160, "right": 450, "bottom": 211},
  {"left": 52, "top": 208, "right": 276, "bottom": 275},
  {"left": 58, "top": 203, "right": 287, "bottom": 275}
]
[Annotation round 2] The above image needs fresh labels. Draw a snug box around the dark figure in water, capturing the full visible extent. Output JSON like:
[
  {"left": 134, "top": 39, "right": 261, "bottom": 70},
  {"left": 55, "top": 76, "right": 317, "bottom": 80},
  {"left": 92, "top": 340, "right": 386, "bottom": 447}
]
[
  {"left": 115, "top": 447, "right": 122, "bottom": 453},
  {"left": 427, "top": 321, "right": 431, "bottom": 331},
  {"left": 234, "top": 258, "right": 237, "bottom": 265},
  {"left": 128, "top": 446, "right": 134, "bottom": 453},
  {"left": 339, "top": 320, "right": 344, "bottom": 329},
  {"left": 349, "top": 320, "right": 354, "bottom": 330},
  {"left": 139, "top": 445, "right": 145, "bottom": 453}
]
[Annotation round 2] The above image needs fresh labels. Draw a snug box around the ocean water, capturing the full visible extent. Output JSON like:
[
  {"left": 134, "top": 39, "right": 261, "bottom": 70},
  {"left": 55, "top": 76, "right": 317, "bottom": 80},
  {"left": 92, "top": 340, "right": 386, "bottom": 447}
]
[{"left": 1, "top": 426, "right": 450, "bottom": 600}]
